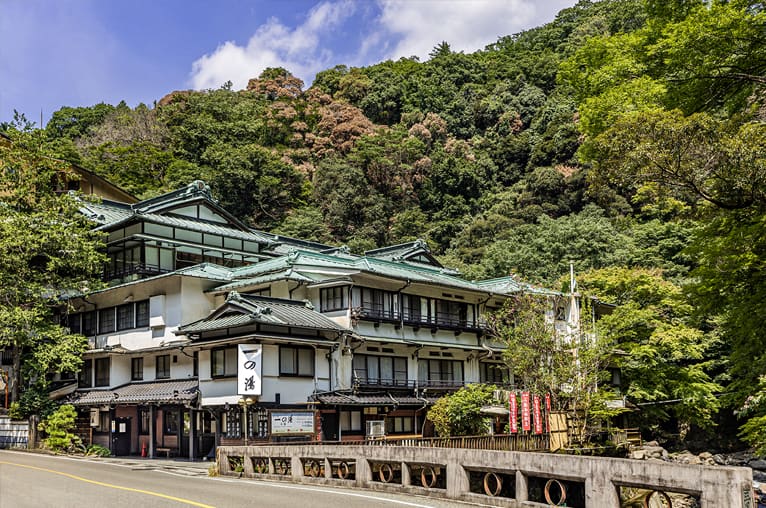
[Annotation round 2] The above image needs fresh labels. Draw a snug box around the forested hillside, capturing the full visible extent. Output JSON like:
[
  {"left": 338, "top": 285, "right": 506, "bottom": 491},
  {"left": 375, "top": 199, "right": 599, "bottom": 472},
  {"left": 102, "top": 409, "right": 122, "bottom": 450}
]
[{"left": 3, "top": 0, "right": 765, "bottom": 450}]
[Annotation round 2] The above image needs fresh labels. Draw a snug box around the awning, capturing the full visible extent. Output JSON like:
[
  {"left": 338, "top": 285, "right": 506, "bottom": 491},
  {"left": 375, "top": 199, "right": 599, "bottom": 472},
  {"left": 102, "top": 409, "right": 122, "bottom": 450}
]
[{"left": 67, "top": 379, "right": 198, "bottom": 406}]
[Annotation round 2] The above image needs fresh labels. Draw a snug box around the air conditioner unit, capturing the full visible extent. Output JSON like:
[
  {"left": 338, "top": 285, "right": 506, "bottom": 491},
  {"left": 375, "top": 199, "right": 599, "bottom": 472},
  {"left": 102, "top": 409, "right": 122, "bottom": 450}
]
[{"left": 366, "top": 420, "right": 386, "bottom": 439}]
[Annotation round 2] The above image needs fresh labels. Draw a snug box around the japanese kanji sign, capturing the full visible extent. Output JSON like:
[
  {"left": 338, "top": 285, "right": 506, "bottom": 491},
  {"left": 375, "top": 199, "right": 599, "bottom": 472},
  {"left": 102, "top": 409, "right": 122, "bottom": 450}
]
[{"left": 238, "top": 344, "right": 263, "bottom": 396}]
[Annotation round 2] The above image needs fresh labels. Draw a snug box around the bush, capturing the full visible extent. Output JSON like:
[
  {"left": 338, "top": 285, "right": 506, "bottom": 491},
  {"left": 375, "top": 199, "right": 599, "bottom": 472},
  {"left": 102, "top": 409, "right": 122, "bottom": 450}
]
[
  {"left": 86, "top": 444, "right": 111, "bottom": 457},
  {"left": 427, "top": 384, "right": 497, "bottom": 437},
  {"left": 38, "top": 404, "right": 79, "bottom": 452}
]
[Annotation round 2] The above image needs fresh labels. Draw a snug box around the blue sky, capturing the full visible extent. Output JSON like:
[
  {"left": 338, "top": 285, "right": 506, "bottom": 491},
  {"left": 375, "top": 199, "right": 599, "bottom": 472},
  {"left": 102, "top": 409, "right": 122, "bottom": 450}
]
[{"left": 0, "top": 0, "right": 577, "bottom": 126}]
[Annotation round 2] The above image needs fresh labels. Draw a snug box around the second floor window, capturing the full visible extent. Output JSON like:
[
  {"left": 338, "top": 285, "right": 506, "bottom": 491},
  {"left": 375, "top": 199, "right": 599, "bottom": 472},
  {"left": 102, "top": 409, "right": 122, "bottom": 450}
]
[
  {"left": 353, "top": 354, "right": 407, "bottom": 386},
  {"left": 98, "top": 308, "right": 115, "bottom": 334},
  {"left": 280, "top": 346, "right": 314, "bottom": 377},
  {"left": 418, "top": 359, "right": 463, "bottom": 384},
  {"left": 402, "top": 294, "right": 422, "bottom": 323},
  {"left": 480, "top": 362, "right": 511, "bottom": 385},
  {"left": 136, "top": 300, "right": 150, "bottom": 327},
  {"left": 359, "top": 288, "right": 397, "bottom": 319},
  {"left": 320, "top": 286, "right": 346, "bottom": 312},
  {"left": 95, "top": 358, "right": 110, "bottom": 387},
  {"left": 138, "top": 408, "right": 150, "bottom": 435},
  {"left": 436, "top": 299, "right": 468, "bottom": 327},
  {"left": 82, "top": 311, "right": 97, "bottom": 336},
  {"left": 211, "top": 347, "right": 237, "bottom": 377},
  {"left": 117, "top": 303, "right": 134, "bottom": 330},
  {"left": 131, "top": 357, "right": 143, "bottom": 381},
  {"left": 78, "top": 359, "right": 93, "bottom": 388},
  {"left": 156, "top": 354, "right": 170, "bottom": 379}
]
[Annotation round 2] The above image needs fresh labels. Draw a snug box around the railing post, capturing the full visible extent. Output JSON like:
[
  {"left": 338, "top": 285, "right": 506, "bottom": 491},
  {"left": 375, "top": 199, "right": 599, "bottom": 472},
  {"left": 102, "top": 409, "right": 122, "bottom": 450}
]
[
  {"left": 446, "top": 461, "right": 469, "bottom": 499},
  {"left": 355, "top": 457, "right": 372, "bottom": 488},
  {"left": 324, "top": 457, "right": 333, "bottom": 479},
  {"left": 291, "top": 455, "right": 302, "bottom": 482},
  {"left": 516, "top": 470, "right": 528, "bottom": 502},
  {"left": 401, "top": 461, "right": 411, "bottom": 486}
]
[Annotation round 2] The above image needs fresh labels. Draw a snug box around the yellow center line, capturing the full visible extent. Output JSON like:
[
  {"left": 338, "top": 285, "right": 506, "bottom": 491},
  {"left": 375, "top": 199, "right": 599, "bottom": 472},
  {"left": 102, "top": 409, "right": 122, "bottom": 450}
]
[{"left": 0, "top": 460, "right": 215, "bottom": 508}]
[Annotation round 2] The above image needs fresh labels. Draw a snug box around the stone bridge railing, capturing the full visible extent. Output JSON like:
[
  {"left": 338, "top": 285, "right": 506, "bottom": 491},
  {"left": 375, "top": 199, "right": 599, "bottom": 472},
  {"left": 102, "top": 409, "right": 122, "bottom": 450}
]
[{"left": 217, "top": 444, "right": 754, "bottom": 507}]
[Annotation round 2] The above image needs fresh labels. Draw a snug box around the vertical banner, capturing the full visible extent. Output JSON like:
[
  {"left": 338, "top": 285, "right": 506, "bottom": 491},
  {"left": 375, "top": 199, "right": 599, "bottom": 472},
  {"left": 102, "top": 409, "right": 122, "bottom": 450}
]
[
  {"left": 238, "top": 344, "right": 263, "bottom": 396},
  {"left": 509, "top": 392, "right": 518, "bottom": 433},
  {"left": 533, "top": 395, "right": 543, "bottom": 434},
  {"left": 521, "top": 391, "right": 531, "bottom": 432},
  {"left": 545, "top": 393, "right": 552, "bottom": 433}
]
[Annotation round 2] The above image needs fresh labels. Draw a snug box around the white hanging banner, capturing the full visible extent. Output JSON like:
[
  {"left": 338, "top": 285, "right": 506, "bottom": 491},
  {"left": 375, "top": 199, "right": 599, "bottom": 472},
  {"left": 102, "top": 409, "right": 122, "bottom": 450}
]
[{"left": 238, "top": 344, "right": 263, "bottom": 396}]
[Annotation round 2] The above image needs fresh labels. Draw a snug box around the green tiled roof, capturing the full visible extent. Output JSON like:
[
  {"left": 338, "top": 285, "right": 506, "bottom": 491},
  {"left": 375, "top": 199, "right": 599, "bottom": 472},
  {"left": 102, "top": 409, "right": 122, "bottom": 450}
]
[
  {"left": 177, "top": 292, "right": 348, "bottom": 335},
  {"left": 475, "top": 276, "right": 561, "bottom": 296},
  {"left": 209, "top": 268, "right": 315, "bottom": 294}
]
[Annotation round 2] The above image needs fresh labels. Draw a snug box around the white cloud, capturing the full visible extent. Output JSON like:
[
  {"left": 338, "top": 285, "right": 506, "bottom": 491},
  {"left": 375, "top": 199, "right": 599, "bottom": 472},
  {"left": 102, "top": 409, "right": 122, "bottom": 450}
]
[
  {"left": 373, "top": 0, "right": 578, "bottom": 61},
  {"left": 190, "top": 0, "right": 355, "bottom": 90}
]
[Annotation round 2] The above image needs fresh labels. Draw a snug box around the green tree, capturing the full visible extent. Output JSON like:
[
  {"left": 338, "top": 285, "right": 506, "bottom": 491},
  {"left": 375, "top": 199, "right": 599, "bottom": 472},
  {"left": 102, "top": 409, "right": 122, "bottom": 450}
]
[
  {"left": 0, "top": 130, "right": 105, "bottom": 412},
  {"left": 578, "top": 267, "right": 720, "bottom": 433},
  {"left": 427, "top": 384, "right": 497, "bottom": 437}
]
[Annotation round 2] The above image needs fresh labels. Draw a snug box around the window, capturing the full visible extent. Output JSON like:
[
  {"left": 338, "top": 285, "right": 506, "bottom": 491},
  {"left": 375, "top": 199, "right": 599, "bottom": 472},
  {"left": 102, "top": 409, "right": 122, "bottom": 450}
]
[
  {"left": 386, "top": 416, "right": 414, "bottom": 434},
  {"left": 402, "top": 294, "right": 422, "bottom": 323},
  {"left": 417, "top": 359, "right": 463, "bottom": 386},
  {"left": 359, "top": 287, "right": 397, "bottom": 319},
  {"left": 224, "top": 406, "right": 241, "bottom": 438},
  {"left": 82, "top": 311, "right": 97, "bottom": 336},
  {"left": 95, "top": 358, "right": 110, "bottom": 387},
  {"left": 340, "top": 411, "right": 362, "bottom": 432},
  {"left": 164, "top": 409, "right": 179, "bottom": 435},
  {"left": 78, "top": 359, "right": 92, "bottom": 388},
  {"left": 138, "top": 408, "right": 150, "bottom": 435},
  {"left": 279, "top": 346, "right": 314, "bottom": 377},
  {"left": 117, "top": 303, "right": 134, "bottom": 330},
  {"left": 193, "top": 351, "right": 198, "bottom": 377},
  {"left": 67, "top": 314, "right": 81, "bottom": 334},
  {"left": 156, "top": 354, "right": 170, "bottom": 379},
  {"left": 320, "top": 286, "right": 347, "bottom": 312},
  {"left": 353, "top": 354, "right": 407, "bottom": 386},
  {"left": 135, "top": 300, "right": 150, "bottom": 327},
  {"left": 211, "top": 347, "right": 237, "bottom": 377},
  {"left": 436, "top": 299, "right": 468, "bottom": 327},
  {"left": 480, "top": 362, "right": 510, "bottom": 385},
  {"left": 98, "top": 308, "right": 115, "bottom": 334},
  {"left": 131, "top": 357, "right": 144, "bottom": 381}
]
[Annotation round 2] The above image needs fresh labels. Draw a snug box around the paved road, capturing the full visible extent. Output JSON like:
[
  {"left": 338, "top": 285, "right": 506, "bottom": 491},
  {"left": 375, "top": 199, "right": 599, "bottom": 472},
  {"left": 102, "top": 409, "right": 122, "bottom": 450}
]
[{"left": 0, "top": 450, "right": 467, "bottom": 508}]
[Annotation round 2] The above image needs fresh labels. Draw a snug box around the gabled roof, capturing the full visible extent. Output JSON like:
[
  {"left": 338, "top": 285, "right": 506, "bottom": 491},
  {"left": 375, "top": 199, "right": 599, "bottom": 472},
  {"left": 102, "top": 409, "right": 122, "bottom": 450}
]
[
  {"left": 222, "top": 249, "right": 480, "bottom": 293},
  {"left": 176, "top": 291, "right": 349, "bottom": 336},
  {"left": 365, "top": 239, "right": 443, "bottom": 268},
  {"left": 78, "top": 181, "right": 276, "bottom": 246}
]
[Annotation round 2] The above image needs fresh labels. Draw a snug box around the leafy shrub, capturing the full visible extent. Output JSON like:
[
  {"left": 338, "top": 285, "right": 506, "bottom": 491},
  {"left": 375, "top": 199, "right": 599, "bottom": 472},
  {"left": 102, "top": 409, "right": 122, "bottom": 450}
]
[
  {"left": 86, "top": 444, "right": 111, "bottom": 457},
  {"left": 37, "top": 404, "right": 79, "bottom": 452}
]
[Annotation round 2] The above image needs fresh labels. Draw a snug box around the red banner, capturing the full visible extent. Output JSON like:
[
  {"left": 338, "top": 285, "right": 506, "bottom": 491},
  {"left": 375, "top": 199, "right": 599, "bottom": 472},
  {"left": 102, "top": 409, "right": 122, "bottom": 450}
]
[
  {"left": 533, "top": 395, "right": 543, "bottom": 434},
  {"left": 521, "top": 392, "right": 531, "bottom": 432},
  {"left": 545, "top": 393, "right": 551, "bottom": 433},
  {"left": 509, "top": 393, "right": 518, "bottom": 433}
]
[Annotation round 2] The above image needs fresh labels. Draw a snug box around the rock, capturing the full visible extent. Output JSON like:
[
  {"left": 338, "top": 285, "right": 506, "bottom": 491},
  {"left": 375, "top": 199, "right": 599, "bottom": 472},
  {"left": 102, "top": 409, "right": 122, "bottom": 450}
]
[
  {"left": 630, "top": 450, "right": 647, "bottom": 460},
  {"left": 698, "top": 451, "right": 713, "bottom": 460},
  {"left": 642, "top": 445, "right": 669, "bottom": 460},
  {"left": 712, "top": 454, "right": 727, "bottom": 465},
  {"left": 645, "top": 440, "right": 659, "bottom": 447},
  {"left": 749, "top": 459, "right": 766, "bottom": 471},
  {"left": 672, "top": 450, "right": 702, "bottom": 465}
]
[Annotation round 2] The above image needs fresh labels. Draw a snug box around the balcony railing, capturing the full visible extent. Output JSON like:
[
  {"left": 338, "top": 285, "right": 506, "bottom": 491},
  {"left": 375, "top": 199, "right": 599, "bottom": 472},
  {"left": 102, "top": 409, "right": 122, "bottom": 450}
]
[
  {"left": 417, "top": 379, "right": 466, "bottom": 390},
  {"left": 352, "top": 375, "right": 415, "bottom": 389},
  {"left": 355, "top": 306, "right": 483, "bottom": 333},
  {"left": 103, "top": 263, "right": 171, "bottom": 282}
]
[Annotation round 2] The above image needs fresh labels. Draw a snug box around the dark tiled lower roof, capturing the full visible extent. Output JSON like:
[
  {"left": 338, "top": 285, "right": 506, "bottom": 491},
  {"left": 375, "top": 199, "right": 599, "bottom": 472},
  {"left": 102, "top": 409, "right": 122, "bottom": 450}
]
[
  {"left": 312, "top": 392, "right": 439, "bottom": 407},
  {"left": 68, "top": 379, "right": 198, "bottom": 406}
]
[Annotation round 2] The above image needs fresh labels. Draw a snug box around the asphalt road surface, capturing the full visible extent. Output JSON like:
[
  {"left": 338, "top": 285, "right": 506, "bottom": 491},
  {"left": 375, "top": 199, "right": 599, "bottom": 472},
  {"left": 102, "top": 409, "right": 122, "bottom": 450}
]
[{"left": 0, "top": 450, "right": 469, "bottom": 508}]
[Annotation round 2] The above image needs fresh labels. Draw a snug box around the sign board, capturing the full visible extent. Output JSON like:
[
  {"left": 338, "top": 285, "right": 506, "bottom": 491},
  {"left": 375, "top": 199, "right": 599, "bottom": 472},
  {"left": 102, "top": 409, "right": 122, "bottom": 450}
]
[
  {"left": 521, "top": 392, "right": 531, "bottom": 432},
  {"left": 238, "top": 344, "right": 263, "bottom": 396},
  {"left": 269, "top": 411, "right": 315, "bottom": 436},
  {"left": 533, "top": 395, "right": 543, "bottom": 434},
  {"left": 509, "top": 393, "right": 518, "bottom": 433}
]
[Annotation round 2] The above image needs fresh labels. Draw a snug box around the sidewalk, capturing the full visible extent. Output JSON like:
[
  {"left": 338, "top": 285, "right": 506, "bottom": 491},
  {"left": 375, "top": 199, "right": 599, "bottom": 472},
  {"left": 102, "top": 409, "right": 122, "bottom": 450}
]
[{"left": 79, "top": 454, "right": 213, "bottom": 477}]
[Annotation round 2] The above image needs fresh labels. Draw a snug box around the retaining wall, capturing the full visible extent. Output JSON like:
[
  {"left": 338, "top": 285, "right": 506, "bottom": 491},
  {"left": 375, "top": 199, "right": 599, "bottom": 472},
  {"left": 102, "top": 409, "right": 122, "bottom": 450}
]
[
  {"left": 0, "top": 416, "right": 28, "bottom": 449},
  {"left": 217, "top": 444, "right": 754, "bottom": 507}
]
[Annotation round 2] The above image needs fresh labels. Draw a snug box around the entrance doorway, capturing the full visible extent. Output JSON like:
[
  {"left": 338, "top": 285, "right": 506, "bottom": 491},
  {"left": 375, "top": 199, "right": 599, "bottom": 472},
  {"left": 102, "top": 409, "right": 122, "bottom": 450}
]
[{"left": 112, "top": 417, "right": 131, "bottom": 456}]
